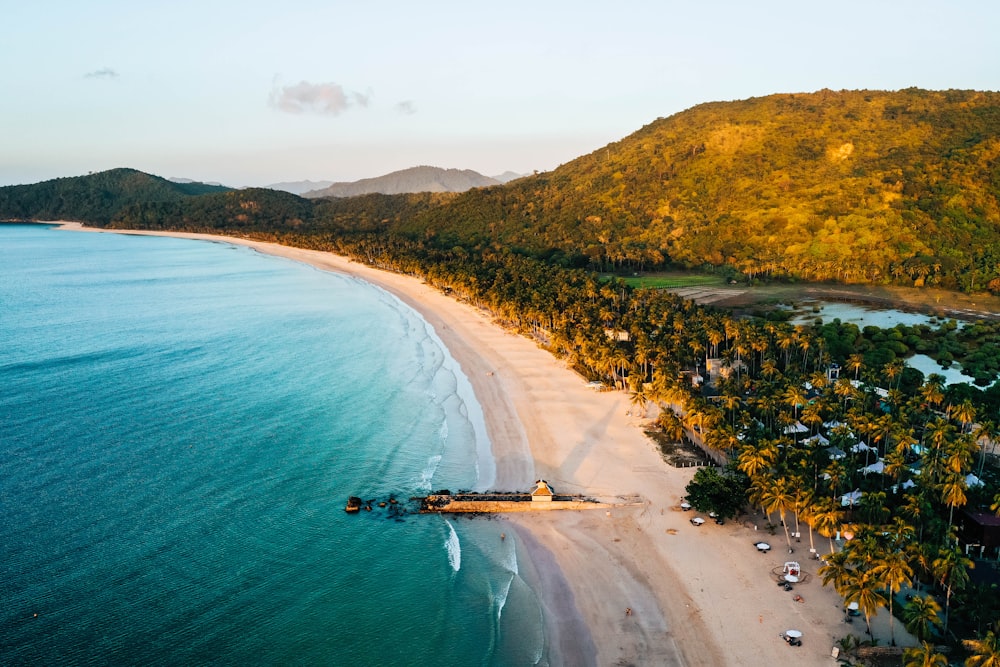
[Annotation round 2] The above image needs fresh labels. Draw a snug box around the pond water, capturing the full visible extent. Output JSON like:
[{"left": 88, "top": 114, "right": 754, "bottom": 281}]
[
  {"left": 785, "top": 301, "right": 987, "bottom": 387},
  {"left": 788, "top": 300, "right": 961, "bottom": 330},
  {"left": 905, "top": 354, "right": 972, "bottom": 386}
]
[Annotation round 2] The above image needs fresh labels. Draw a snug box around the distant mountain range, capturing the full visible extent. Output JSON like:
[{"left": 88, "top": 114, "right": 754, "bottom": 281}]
[
  {"left": 490, "top": 171, "right": 527, "bottom": 184},
  {"left": 169, "top": 177, "right": 227, "bottom": 188},
  {"left": 264, "top": 180, "right": 335, "bottom": 195},
  {"left": 301, "top": 166, "right": 513, "bottom": 198}
]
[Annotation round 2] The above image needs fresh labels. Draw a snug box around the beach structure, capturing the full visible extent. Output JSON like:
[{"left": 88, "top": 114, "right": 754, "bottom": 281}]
[
  {"left": 414, "top": 482, "right": 629, "bottom": 514},
  {"left": 531, "top": 479, "right": 555, "bottom": 502},
  {"left": 959, "top": 510, "right": 1000, "bottom": 559}
]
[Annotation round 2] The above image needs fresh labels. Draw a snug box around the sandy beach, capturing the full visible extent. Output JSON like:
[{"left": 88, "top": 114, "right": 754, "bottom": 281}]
[{"left": 57, "top": 223, "right": 917, "bottom": 665}]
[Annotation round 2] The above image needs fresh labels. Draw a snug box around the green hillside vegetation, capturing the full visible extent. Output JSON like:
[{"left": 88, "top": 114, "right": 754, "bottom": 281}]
[
  {"left": 4, "top": 90, "right": 1000, "bottom": 291},
  {"left": 0, "top": 168, "right": 231, "bottom": 225},
  {"left": 398, "top": 89, "right": 1000, "bottom": 291},
  {"left": 112, "top": 189, "right": 454, "bottom": 240}
]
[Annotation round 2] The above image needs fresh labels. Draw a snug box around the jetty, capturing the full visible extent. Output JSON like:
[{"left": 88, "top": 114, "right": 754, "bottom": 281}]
[
  {"left": 416, "top": 480, "right": 624, "bottom": 514},
  {"left": 346, "top": 481, "right": 641, "bottom": 516}
]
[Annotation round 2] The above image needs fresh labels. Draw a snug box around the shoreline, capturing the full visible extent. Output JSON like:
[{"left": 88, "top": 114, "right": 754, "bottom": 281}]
[{"left": 47, "top": 222, "right": 918, "bottom": 665}]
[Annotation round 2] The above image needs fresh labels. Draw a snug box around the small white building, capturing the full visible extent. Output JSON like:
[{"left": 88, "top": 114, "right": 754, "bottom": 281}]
[
  {"left": 531, "top": 480, "right": 555, "bottom": 502},
  {"left": 841, "top": 489, "right": 863, "bottom": 507}
]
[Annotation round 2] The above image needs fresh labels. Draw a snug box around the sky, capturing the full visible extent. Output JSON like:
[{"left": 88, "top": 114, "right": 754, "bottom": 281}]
[{"left": 3, "top": 0, "right": 998, "bottom": 188}]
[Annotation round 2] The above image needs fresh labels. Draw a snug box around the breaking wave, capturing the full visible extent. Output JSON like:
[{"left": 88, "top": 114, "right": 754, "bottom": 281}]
[
  {"left": 445, "top": 520, "right": 461, "bottom": 572},
  {"left": 420, "top": 454, "right": 442, "bottom": 491}
]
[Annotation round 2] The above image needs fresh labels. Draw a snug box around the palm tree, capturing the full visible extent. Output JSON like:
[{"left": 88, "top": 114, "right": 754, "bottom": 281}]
[
  {"left": 707, "top": 423, "right": 741, "bottom": 457},
  {"left": 737, "top": 441, "right": 776, "bottom": 479},
  {"left": 835, "top": 377, "right": 858, "bottom": 409},
  {"left": 859, "top": 490, "right": 890, "bottom": 525},
  {"left": 920, "top": 378, "right": 945, "bottom": 410},
  {"left": 903, "top": 595, "right": 943, "bottom": 642},
  {"left": 811, "top": 496, "right": 842, "bottom": 554},
  {"left": 941, "top": 472, "right": 969, "bottom": 532},
  {"left": 801, "top": 402, "right": 824, "bottom": 435},
  {"left": 888, "top": 516, "right": 916, "bottom": 551},
  {"left": 758, "top": 477, "right": 795, "bottom": 551},
  {"left": 719, "top": 392, "right": 742, "bottom": 426},
  {"left": 784, "top": 384, "right": 807, "bottom": 422},
  {"left": 975, "top": 419, "right": 997, "bottom": 476},
  {"left": 818, "top": 549, "right": 852, "bottom": 591},
  {"left": 883, "top": 359, "right": 905, "bottom": 390},
  {"left": 932, "top": 544, "right": 974, "bottom": 633},
  {"left": 843, "top": 568, "right": 888, "bottom": 639},
  {"left": 966, "top": 630, "right": 1000, "bottom": 667},
  {"left": 822, "top": 459, "right": 847, "bottom": 500},
  {"left": 657, "top": 409, "right": 685, "bottom": 442},
  {"left": 873, "top": 550, "right": 913, "bottom": 645},
  {"left": 903, "top": 642, "right": 948, "bottom": 667},
  {"left": 792, "top": 486, "right": 816, "bottom": 552},
  {"left": 901, "top": 492, "right": 931, "bottom": 543},
  {"left": 884, "top": 450, "right": 909, "bottom": 487},
  {"left": 628, "top": 377, "right": 649, "bottom": 417},
  {"left": 799, "top": 334, "right": 811, "bottom": 368},
  {"left": 777, "top": 329, "right": 796, "bottom": 367},
  {"left": 953, "top": 399, "right": 977, "bottom": 434},
  {"left": 847, "top": 353, "right": 865, "bottom": 380}
]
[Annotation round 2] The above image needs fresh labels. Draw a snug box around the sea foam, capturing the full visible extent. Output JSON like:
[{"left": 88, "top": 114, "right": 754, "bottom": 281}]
[
  {"left": 420, "top": 455, "right": 442, "bottom": 491},
  {"left": 445, "top": 520, "right": 461, "bottom": 572}
]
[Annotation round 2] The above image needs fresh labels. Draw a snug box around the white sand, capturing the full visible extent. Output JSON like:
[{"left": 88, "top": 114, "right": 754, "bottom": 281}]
[{"left": 56, "top": 223, "right": 918, "bottom": 665}]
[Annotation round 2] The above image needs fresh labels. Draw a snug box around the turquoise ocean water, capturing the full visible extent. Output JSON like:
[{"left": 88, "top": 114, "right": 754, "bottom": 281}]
[{"left": 0, "top": 224, "right": 545, "bottom": 666}]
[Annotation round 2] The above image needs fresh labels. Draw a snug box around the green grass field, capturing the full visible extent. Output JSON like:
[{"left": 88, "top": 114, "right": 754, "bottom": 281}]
[{"left": 614, "top": 274, "right": 725, "bottom": 289}]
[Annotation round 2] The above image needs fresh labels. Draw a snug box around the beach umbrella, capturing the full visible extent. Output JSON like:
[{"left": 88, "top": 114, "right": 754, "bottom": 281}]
[{"left": 785, "top": 630, "right": 802, "bottom": 638}]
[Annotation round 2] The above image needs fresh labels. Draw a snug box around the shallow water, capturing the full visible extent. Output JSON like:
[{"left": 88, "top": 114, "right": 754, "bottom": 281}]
[
  {"left": 788, "top": 300, "right": 961, "bottom": 329},
  {"left": 0, "top": 224, "right": 543, "bottom": 666}
]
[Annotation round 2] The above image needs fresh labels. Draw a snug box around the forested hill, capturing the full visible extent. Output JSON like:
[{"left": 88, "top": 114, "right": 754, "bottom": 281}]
[
  {"left": 0, "top": 168, "right": 231, "bottom": 225},
  {"left": 3, "top": 89, "right": 1000, "bottom": 291},
  {"left": 402, "top": 88, "right": 1000, "bottom": 291}
]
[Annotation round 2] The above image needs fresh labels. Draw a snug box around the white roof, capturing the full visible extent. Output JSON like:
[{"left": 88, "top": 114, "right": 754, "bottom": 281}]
[
  {"left": 783, "top": 421, "right": 808, "bottom": 434},
  {"left": 841, "top": 489, "right": 863, "bottom": 506},
  {"left": 860, "top": 460, "right": 885, "bottom": 475}
]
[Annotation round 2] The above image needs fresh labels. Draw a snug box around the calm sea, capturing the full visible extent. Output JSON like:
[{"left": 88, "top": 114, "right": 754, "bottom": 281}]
[{"left": 0, "top": 224, "right": 546, "bottom": 666}]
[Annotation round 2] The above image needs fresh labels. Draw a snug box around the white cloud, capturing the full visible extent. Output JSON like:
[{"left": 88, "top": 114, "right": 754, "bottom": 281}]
[
  {"left": 394, "top": 100, "right": 416, "bottom": 115},
  {"left": 84, "top": 68, "right": 119, "bottom": 79},
  {"left": 268, "top": 80, "right": 371, "bottom": 116}
]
